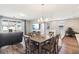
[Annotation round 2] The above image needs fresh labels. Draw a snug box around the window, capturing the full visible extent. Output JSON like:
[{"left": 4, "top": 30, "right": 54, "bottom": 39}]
[
  {"left": 0, "top": 19, "right": 24, "bottom": 32},
  {"left": 32, "top": 24, "right": 40, "bottom": 30},
  {"left": 3, "top": 26, "right": 8, "bottom": 30}
]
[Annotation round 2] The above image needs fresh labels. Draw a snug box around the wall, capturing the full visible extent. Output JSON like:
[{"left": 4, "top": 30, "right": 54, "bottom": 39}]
[
  {"left": 48, "top": 20, "right": 65, "bottom": 36},
  {"left": 64, "top": 18, "right": 79, "bottom": 32},
  {"left": 26, "top": 21, "right": 32, "bottom": 33},
  {"left": 26, "top": 19, "right": 65, "bottom": 35},
  {"left": 25, "top": 20, "right": 39, "bottom": 33},
  {"left": 48, "top": 18, "right": 79, "bottom": 35},
  {"left": 25, "top": 20, "right": 48, "bottom": 34},
  {"left": 25, "top": 17, "right": 79, "bottom": 34}
]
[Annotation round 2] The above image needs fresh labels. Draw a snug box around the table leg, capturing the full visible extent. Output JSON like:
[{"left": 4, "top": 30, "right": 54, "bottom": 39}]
[{"left": 38, "top": 43, "right": 42, "bottom": 54}]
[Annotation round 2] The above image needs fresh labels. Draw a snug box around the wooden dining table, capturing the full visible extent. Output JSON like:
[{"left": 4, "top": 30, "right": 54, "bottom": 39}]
[{"left": 24, "top": 34, "right": 52, "bottom": 53}]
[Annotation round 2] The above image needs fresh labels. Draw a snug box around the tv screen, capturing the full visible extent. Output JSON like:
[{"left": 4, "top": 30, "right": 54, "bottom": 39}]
[{"left": 32, "top": 24, "right": 40, "bottom": 30}]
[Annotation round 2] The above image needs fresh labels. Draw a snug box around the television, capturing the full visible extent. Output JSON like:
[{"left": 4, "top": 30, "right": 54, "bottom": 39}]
[{"left": 32, "top": 24, "right": 40, "bottom": 30}]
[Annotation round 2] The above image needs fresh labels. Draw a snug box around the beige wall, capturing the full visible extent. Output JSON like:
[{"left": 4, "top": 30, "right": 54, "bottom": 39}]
[
  {"left": 64, "top": 18, "right": 79, "bottom": 32},
  {"left": 25, "top": 17, "right": 79, "bottom": 34},
  {"left": 48, "top": 20, "right": 65, "bottom": 35},
  {"left": 26, "top": 20, "right": 39, "bottom": 33},
  {"left": 26, "top": 21, "right": 32, "bottom": 33},
  {"left": 47, "top": 18, "right": 79, "bottom": 34}
]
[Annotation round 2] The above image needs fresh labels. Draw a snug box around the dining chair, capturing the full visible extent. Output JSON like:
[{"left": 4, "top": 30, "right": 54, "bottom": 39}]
[
  {"left": 54, "top": 34, "right": 60, "bottom": 54},
  {"left": 48, "top": 32, "right": 54, "bottom": 37},
  {"left": 24, "top": 36, "right": 29, "bottom": 53},
  {"left": 42, "top": 34, "right": 60, "bottom": 54},
  {"left": 42, "top": 37, "right": 55, "bottom": 54},
  {"left": 25, "top": 37, "right": 38, "bottom": 54}
]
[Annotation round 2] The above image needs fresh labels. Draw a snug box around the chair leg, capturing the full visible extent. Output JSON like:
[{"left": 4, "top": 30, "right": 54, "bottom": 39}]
[{"left": 55, "top": 45, "right": 58, "bottom": 54}]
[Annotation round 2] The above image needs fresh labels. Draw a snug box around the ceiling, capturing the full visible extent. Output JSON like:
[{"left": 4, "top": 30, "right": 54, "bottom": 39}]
[{"left": 0, "top": 4, "right": 79, "bottom": 20}]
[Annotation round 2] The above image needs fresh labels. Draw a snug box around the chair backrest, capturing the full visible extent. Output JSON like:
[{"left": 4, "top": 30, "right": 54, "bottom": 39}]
[
  {"left": 0, "top": 32, "right": 23, "bottom": 48},
  {"left": 54, "top": 34, "right": 60, "bottom": 53},
  {"left": 49, "top": 32, "right": 54, "bottom": 37},
  {"left": 48, "top": 36, "right": 56, "bottom": 53},
  {"left": 49, "top": 34, "right": 60, "bottom": 46},
  {"left": 55, "top": 34, "right": 60, "bottom": 43},
  {"left": 48, "top": 37, "right": 55, "bottom": 46}
]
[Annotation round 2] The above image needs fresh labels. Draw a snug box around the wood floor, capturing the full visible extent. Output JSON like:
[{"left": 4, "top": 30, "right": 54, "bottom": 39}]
[
  {"left": 59, "top": 36, "right": 79, "bottom": 54},
  {"left": 0, "top": 36, "right": 79, "bottom": 54}
]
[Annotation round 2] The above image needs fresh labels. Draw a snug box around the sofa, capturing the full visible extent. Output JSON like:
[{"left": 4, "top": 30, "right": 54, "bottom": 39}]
[{"left": 0, "top": 32, "right": 23, "bottom": 48}]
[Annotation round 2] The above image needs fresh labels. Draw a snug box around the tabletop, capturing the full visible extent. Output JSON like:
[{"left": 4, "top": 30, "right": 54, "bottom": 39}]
[{"left": 24, "top": 34, "right": 51, "bottom": 43}]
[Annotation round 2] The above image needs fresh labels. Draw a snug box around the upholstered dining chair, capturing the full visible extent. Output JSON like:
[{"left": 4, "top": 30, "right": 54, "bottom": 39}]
[
  {"left": 42, "top": 34, "right": 60, "bottom": 54},
  {"left": 41, "top": 37, "right": 55, "bottom": 54},
  {"left": 25, "top": 37, "right": 38, "bottom": 54},
  {"left": 54, "top": 34, "right": 60, "bottom": 54}
]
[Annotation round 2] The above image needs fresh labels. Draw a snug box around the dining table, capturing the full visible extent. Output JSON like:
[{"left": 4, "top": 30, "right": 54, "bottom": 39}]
[{"left": 24, "top": 34, "right": 52, "bottom": 53}]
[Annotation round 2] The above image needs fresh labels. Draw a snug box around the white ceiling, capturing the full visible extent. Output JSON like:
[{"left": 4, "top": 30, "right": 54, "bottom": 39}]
[{"left": 0, "top": 4, "right": 79, "bottom": 20}]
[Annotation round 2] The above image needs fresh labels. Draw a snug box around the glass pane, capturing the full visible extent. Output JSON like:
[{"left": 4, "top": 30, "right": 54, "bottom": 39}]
[
  {"left": 2, "top": 21, "right": 8, "bottom": 26},
  {"left": 2, "top": 26, "right": 8, "bottom": 32},
  {"left": 0, "top": 19, "right": 24, "bottom": 32},
  {"left": 3, "top": 26, "right": 8, "bottom": 30},
  {"left": 32, "top": 24, "right": 39, "bottom": 30}
]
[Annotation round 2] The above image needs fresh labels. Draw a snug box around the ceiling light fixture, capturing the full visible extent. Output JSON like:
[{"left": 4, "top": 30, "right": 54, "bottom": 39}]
[
  {"left": 41, "top": 4, "right": 45, "bottom": 6},
  {"left": 37, "top": 4, "right": 49, "bottom": 23},
  {"left": 38, "top": 17, "right": 48, "bottom": 23}
]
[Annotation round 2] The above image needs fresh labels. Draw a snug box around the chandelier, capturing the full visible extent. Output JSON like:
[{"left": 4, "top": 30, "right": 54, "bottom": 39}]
[{"left": 38, "top": 17, "right": 48, "bottom": 23}]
